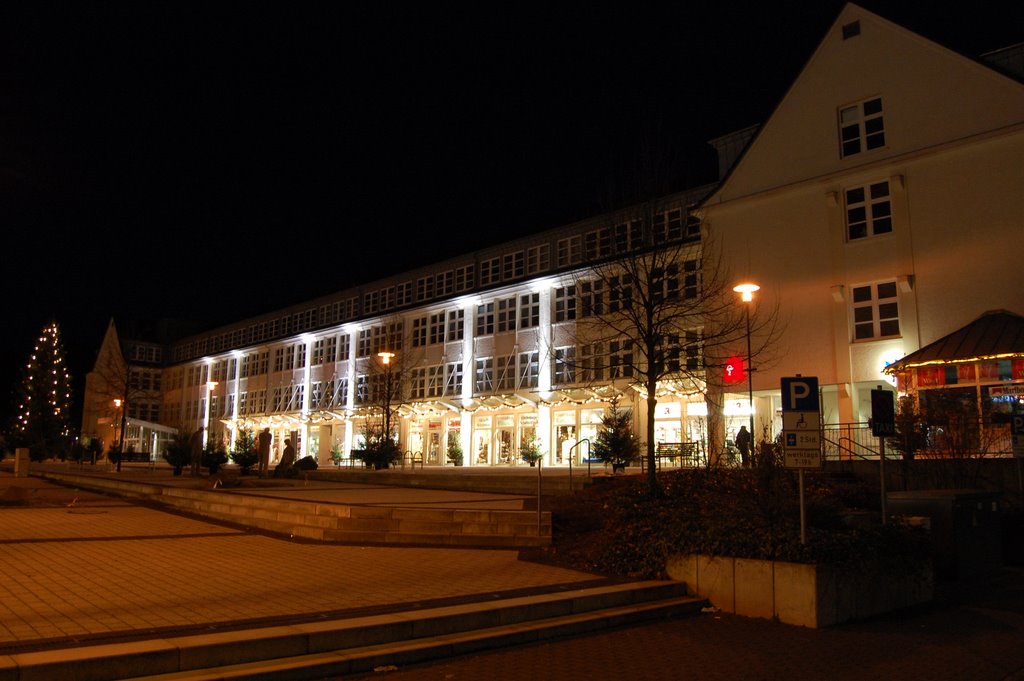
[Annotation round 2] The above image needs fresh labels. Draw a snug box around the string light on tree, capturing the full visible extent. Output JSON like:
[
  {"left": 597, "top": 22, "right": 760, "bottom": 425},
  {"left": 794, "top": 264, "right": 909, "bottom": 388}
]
[{"left": 14, "top": 322, "right": 73, "bottom": 449}]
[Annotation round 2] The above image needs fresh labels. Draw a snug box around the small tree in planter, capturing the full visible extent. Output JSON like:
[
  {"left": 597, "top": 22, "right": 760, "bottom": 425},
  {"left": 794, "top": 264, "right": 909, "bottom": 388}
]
[
  {"left": 593, "top": 400, "right": 641, "bottom": 473},
  {"left": 359, "top": 427, "right": 402, "bottom": 469},
  {"left": 447, "top": 434, "right": 464, "bottom": 466},
  {"left": 330, "top": 442, "right": 344, "bottom": 466},
  {"left": 202, "top": 437, "right": 229, "bottom": 475},
  {"left": 163, "top": 432, "right": 192, "bottom": 476},
  {"left": 230, "top": 429, "right": 259, "bottom": 475},
  {"left": 520, "top": 437, "right": 544, "bottom": 467}
]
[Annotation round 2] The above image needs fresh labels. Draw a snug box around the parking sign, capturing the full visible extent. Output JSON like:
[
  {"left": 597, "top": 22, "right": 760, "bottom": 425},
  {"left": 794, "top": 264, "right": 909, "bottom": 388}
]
[{"left": 780, "top": 376, "right": 819, "bottom": 412}]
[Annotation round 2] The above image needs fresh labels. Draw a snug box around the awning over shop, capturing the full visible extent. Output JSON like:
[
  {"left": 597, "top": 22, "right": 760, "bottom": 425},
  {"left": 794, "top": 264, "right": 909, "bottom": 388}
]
[{"left": 885, "top": 309, "right": 1024, "bottom": 373}]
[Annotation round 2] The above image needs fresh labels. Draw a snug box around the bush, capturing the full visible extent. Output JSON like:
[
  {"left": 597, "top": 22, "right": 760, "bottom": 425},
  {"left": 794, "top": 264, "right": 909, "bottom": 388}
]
[
  {"left": 202, "top": 444, "right": 228, "bottom": 475},
  {"left": 447, "top": 438, "right": 464, "bottom": 466},
  {"left": 539, "top": 466, "right": 931, "bottom": 580},
  {"left": 592, "top": 400, "right": 640, "bottom": 467},
  {"left": 230, "top": 429, "right": 259, "bottom": 475},
  {"left": 358, "top": 439, "right": 402, "bottom": 469},
  {"left": 163, "top": 432, "right": 192, "bottom": 475},
  {"left": 520, "top": 437, "right": 544, "bottom": 465}
]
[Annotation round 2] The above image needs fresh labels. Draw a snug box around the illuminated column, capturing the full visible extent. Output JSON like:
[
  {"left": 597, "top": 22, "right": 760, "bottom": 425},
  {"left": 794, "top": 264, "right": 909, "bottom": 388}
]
[
  {"left": 536, "top": 284, "right": 554, "bottom": 459},
  {"left": 344, "top": 326, "right": 358, "bottom": 457},
  {"left": 203, "top": 380, "right": 218, "bottom": 448},
  {"left": 537, "top": 286, "right": 552, "bottom": 394},
  {"left": 231, "top": 351, "right": 242, "bottom": 445},
  {"left": 461, "top": 300, "right": 476, "bottom": 468},
  {"left": 302, "top": 335, "right": 314, "bottom": 454}
]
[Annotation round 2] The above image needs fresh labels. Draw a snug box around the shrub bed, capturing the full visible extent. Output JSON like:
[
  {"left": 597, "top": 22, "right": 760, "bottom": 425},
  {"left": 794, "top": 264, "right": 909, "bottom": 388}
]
[{"left": 537, "top": 467, "right": 931, "bottom": 580}]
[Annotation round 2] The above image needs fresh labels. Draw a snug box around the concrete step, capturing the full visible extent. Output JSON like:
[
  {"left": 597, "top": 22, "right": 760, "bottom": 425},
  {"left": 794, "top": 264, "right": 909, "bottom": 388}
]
[
  {"left": 35, "top": 472, "right": 552, "bottom": 548},
  {"left": 310, "top": 468, "right": 600, "bottom": 495},
  {"left": 3, "top": 581, "right": 707, "bottom": 681}
]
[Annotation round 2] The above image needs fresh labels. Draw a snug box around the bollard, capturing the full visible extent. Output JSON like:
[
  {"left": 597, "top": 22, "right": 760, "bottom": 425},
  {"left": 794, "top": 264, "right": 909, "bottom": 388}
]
[{"left": 15, "top": 448, "right": 30, "bottom": 478}]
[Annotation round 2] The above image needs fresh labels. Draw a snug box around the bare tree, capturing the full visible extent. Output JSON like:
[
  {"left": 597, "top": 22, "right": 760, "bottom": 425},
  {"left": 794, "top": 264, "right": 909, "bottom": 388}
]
[
  {"left": 354, "top": 317, "right": 422, "bottom": 467},
  {"left": 566, "top": 194, "right": 781, "bottom": 494}
]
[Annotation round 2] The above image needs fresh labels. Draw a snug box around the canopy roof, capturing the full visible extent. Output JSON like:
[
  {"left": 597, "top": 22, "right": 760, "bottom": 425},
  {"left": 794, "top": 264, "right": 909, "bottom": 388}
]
[{"left": 885, "top": 310, "right": 1024, "bottom": 373}]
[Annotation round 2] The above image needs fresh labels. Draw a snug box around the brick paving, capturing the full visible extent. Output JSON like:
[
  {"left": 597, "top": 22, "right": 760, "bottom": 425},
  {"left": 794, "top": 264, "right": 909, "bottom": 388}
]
[
  {"left": 0, "top": 470, "right": 598, "bottom": 653},
  {"left": 3, "top": 467, "right": 1024, "bottom": 681}
]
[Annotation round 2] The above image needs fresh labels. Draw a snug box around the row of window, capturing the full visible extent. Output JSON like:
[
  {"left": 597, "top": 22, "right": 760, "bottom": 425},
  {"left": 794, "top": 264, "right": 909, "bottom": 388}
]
[
  {"left": 172, "top": 206, "right": 700, "bottom": 363},
  {"left": 201, "top": 333, "right": 707, "bottom": 420}
]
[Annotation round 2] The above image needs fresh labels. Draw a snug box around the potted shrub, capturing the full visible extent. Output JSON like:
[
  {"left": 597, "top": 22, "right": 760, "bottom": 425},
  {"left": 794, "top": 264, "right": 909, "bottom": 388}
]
[
  {"left": 361, "top": 437, "right": 402, "bottom": 469},
  {"left": 447, "top": 437, "right": 464, "bottom": 466},
  {"left": 229, "top": 429, "right": 259, "bottom": 475},
  {"left": 330, "top": 442, "right": 344, "bottom": 466},
  {"left": 163, "top": 432, "right": 192, "bottom": 476},
  {"left": 202, "top": 440, "right": 229, "bottom": 475},
  {"left": 593, "top": 400, "right": 641, "bottom": 473},
  {"left": 520, "top": 437, "right": 544, "bottom": 467}
]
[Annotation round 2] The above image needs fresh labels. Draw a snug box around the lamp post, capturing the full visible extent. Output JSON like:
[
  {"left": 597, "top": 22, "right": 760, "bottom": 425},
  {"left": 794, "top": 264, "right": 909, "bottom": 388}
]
[
  {"left": 733, "top": 283, "right": 759, "bottom": 465},
  {"left": 113, "top": 398, "right": 124, "bottom": 448},
  {"left": 377, "top": 351, "right": 395, "bottom": 445},
  {"left": 113, "top": 398, "right": 126, "bottom": 471}
]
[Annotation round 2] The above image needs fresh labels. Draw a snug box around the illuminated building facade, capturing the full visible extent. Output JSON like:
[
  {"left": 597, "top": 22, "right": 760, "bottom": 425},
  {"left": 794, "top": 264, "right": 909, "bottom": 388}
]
[{"left": 82, "top": 4, "right": 1024, "bottom": 463}]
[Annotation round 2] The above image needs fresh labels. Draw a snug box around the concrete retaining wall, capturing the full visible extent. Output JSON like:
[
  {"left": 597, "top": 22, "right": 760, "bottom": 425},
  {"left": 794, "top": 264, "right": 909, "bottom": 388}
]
[{"left": 665, "top": 554, "right": 933, "bottom": 628}]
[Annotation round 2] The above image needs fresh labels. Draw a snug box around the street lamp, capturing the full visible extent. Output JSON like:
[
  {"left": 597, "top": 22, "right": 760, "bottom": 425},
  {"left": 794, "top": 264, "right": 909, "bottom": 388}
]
[
  {"left": 377, "top": 351, "right": 396, "bottom": 447},
  {"left": 733, "top": 283, "right": 760, "bottom": 465},
  {"left": 113, "top": 397, "right": 126, "bottom": 472},
  {"left": 113, "top": 398, "right": 124, "bottom": 448}
]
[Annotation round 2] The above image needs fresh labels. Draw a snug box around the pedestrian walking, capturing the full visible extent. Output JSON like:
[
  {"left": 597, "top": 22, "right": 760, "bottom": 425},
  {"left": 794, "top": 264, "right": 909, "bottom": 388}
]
[{"left": 735, "top": 425, "right": 751, "bottom": 467}]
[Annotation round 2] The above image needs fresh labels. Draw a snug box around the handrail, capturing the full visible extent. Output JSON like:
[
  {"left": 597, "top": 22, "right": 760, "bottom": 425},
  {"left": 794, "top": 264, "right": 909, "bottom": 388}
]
[{"left": 568, "top": 438, "right": 591, "bottom": 487}]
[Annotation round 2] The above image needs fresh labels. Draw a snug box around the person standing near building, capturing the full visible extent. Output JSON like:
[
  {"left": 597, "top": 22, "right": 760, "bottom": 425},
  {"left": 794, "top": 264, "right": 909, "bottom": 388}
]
[
  {"left": 257, "top": 428, "right": 272, "bottom": 478},
  {"left": 189, "top": 427, "right": 204, "bottom": 476},
  {"left": 735, "top": 425, "right": 751, "bottom": 467}
]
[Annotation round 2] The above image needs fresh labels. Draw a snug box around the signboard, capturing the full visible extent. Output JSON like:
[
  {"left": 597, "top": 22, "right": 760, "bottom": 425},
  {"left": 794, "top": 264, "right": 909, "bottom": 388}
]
[
  {"left": 991, "top": 385, "right": 1024, "bottom": 398},
  {"left": 781, "top": 376, "right": 819, "bottom": 413},
  {"left": 784, "top": 449, "right": 822, "bottom": 469},
  {"left": 723, "top": 355, "right": 746, "bottom": 384},
  {"left": 870, "top": 388, "right": 896, "bottom": 436},
  {"left": 780, "top": 376, "right": 821, "bottom": 468},
  {"left": 1013, "top": 414, "right": 1024, "bottom": 459}
]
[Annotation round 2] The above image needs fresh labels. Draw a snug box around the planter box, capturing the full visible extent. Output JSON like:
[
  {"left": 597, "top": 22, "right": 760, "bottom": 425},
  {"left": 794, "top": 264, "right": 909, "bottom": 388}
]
[{"left": 666, "top": 554, "right": 932, "bottom": 628}]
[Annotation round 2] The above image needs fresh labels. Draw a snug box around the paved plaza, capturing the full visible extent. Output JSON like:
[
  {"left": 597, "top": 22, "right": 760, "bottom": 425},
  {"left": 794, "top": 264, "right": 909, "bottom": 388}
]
[{"left": 2, "top": 467, "right": 1024, "bottom": 680}]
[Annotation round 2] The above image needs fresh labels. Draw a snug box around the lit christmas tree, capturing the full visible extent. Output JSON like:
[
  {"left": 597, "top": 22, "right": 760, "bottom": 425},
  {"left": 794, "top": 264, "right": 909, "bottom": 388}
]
[{"left": 14, "top": 321, "right": 73, "bottom": 459}]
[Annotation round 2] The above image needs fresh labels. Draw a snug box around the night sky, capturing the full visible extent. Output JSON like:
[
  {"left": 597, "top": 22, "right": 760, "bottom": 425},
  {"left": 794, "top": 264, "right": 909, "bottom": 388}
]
[{"left": 1, "top": 2, "right": 1021, "bottom": 422}]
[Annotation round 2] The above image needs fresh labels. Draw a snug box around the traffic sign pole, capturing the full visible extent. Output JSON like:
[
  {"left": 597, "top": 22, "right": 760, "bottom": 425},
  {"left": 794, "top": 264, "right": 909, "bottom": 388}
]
[
  {"left": 871, "top": 387, "right": 895, "bottom": 525},
  {"left": 781, "top": 376, "right": 821, "bottom": 545}
]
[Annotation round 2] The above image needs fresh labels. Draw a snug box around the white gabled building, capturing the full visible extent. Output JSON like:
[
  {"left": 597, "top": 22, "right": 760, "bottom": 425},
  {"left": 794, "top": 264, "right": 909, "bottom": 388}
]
[{"left": 701, "top": 3, "right": 1024, "bottom": 443}]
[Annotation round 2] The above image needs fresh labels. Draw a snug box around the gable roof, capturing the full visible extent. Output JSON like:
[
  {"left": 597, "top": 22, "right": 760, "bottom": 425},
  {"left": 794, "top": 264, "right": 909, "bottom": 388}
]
[
  {"left": 885, "top": 310, "right": 1024, "bottom": 372},
  {"left": 701, "top": 2, "right": 1024, "bottom": 206}
]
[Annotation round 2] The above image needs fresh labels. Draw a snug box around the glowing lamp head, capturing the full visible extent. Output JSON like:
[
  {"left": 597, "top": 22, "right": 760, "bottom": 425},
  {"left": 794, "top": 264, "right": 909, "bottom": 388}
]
[
  {"left": 733, "top": 283, "right": 760, "bottom": 302},
  {"left": 113, "top": 399, "right": 122, "bottom": 408},
  {"left": 378, "top": 351, "right": 395, "bottom": 365}
]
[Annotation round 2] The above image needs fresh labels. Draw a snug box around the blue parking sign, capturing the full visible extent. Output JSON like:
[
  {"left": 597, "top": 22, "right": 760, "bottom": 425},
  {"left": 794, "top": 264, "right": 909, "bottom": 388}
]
[{"left": 781, "top": 376, "right": 819, "bottom": 413}]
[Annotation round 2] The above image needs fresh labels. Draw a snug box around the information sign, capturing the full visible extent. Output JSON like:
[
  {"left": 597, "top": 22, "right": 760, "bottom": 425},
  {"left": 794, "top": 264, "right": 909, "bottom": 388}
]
[
  {"left": 870, "top": 388, "right": 896, "bottom": 436},
  {"left": 780, "top": 376, "right": 821, "bottom": 468}
]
